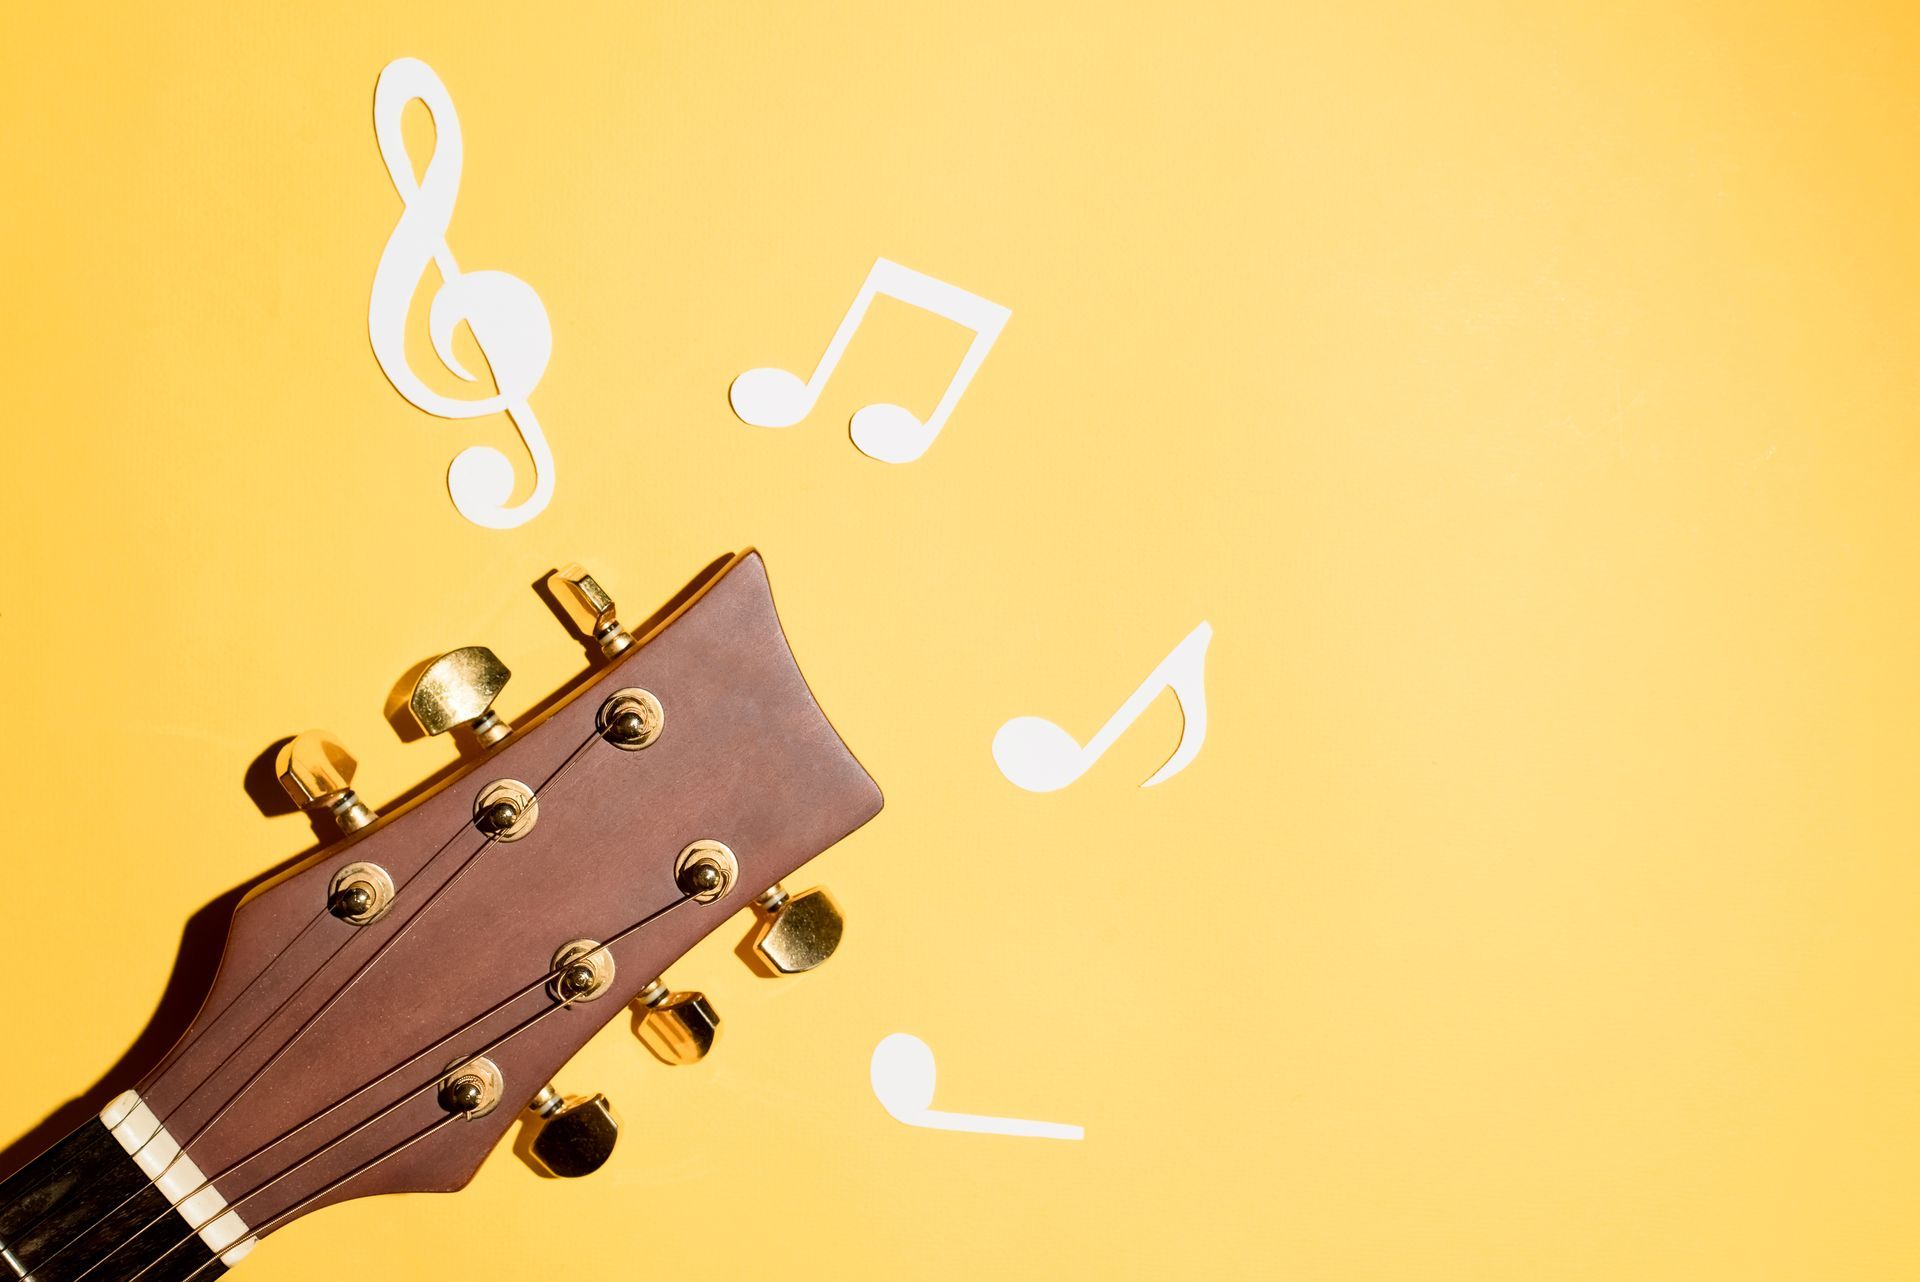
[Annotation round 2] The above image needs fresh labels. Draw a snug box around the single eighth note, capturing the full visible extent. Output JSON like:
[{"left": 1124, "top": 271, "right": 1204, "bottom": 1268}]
[
  {"left": 870, "top": 1034, "right": 1084, "bottom": 1141},
  {"left": 993, "top": 622, "right": 1213, "bottom": 793},
  {"left": 729, "top": 258, "right": 1011, "bottom": 464}
]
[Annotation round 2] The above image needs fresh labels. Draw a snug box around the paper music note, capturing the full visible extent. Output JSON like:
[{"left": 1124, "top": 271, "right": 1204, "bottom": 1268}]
[
  {"left": 994, "top": 622, "right": 1213, "bottom": 793},
  {"left": 730, "top": 258, "right": 1011, "bottom": 464},
  {"left": 369, "top": 57, "right": 556, "bottom": 529},
  {"left": 870, "top": 1034, "right": 1084, "bottom": 1140}
]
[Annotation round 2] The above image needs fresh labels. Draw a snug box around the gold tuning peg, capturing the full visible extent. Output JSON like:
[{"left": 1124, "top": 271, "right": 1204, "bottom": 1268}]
[
  {"left": 547, "top": 564, "right": 634, "bottom": 657},
  {"left": 745, "top": 884, "right": 844, "bottom": 975},
  {"left": 632, "top": 979, "right": 720, "bottom": 1065},
  {"left": 407, "top": 646, "right": 512, "bottom": 745},
  {"left": 524, "top": 1085, "right": 619, "bottom": 1178},
  {"left": 275, "top": 731, "right": 376, "bottom": 834}
]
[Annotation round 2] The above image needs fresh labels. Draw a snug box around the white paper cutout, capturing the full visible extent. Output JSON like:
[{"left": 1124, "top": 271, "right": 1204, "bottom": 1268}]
[
  {"left": 370, "top": 57, "right": 556, "bottom": 529},
  {"left": 730, "top": 258, "right": 1011, "bottom": 464},
  {"left": 870, "top": 1034, "right": 1084, "bottom": 1140},
  {"left": 993, "top": 622, "right": 1212, "bottom": 793}
]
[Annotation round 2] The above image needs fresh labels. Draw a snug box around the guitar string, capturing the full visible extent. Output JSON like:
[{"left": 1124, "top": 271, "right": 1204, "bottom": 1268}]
[
  {"left": 0, "top": 818, "right": 478, "bottom": 1256},
  {"left": 23, "top": 724, "right": 604, "bottom": 1269},
  {"left": 66, "top": 888, "right": 695, "bottom": 1282},
  {"left": 159, "top": 726, "right": 605, "bottom": 1151},
  {"left": 131, "top": 824, "right": 472, "bottom": 1154},
  {"left": 0, "top": 904, "right": 337, "bottom": 1242},
  {"left": 108, "top": 888, "right": 699, "bottom": 1282},
  {"left": 0, "top": 823, "right": 468, "bottom": 1249},
  {"left": 12, "top": 721, "right": 611, "bottom": 1272},
  {"left": 175, "top": 1113, "right": 460, "bottom": 1282},
  {"left": 0, "top": 830, "right": 393, "bottom": 1229}
]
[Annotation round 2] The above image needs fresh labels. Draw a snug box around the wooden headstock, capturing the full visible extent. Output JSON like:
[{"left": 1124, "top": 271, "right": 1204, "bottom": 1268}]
[{"left": 127, "top": 550, "right": 881, "bottom": 1247}]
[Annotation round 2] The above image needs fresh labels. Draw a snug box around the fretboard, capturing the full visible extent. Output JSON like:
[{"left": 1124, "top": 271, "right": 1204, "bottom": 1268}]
[{"left": 0, "top": 1102, "right": 235, "bottom": 1282}]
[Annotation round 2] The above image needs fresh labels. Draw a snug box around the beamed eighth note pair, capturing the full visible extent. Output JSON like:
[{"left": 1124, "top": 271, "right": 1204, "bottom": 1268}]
[{"left": 0, "top": 553, "right": 882, "bottom": 1281}]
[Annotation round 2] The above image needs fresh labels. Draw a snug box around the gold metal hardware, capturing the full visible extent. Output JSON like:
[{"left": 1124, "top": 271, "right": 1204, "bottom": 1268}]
[
  {"left": 549, "top": 939, "right": 615, "bottom": 1003},
  {"left": 408, "top": 646, "right": 513, "bottom": 745},
  {"left": 547, "top": 564, "right": 634, "bottom": 657},
  {"left": 472, "top": 778, "right": 538, "bottom": 841},
  {"left": 328, "top": 861, "right": 395, "bottom": 926},
  {"left": 525, "top": 1085, "right": 620, "bottom": 1177},
  {"left": 746, "top": 883, "right": 844, "bottom": 974},
  {"left": 440, "top": 1056, "right": 503, "bottom": 1118},
  {"left": 275, "top": 731, "right": 376, "bottom": 834},
  {"left": 597, "top": 687, "right": 664, "bottom": 750},
  {"left": 674, "top": 840, "right": 738, "bottom": 903},
  {"left": 632, "top": 979, "right": 720, "bottom": 1065}
]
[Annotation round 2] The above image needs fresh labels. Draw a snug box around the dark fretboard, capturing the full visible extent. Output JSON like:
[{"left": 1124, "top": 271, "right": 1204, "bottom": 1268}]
[{"left": 0, "top": 1115, "right": 228, "bottom": 1282}]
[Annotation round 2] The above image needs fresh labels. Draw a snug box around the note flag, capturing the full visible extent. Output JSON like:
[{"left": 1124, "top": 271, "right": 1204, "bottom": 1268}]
[
  {"left": 870, "top": 1034, "right": 1084, "bottom": 1141},
  {"left": 369, "top": 57, "right": 556, "bottom": 529},
  {"left": 730, "top": 258, "right": 1011, "bottom": 464},
  {"left": 993, "top": 622, "right": 1213, "bottom": 793}
]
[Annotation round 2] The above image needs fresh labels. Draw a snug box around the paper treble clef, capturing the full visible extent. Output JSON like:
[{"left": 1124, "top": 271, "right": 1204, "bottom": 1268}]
[{"left": 369, "top": 57, "right": 554, "bottom": 529}]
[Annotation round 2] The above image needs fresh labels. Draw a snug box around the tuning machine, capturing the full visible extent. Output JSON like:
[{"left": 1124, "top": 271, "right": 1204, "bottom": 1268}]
[
  {"left": 744, "top": 883, "right": 844, "bottom": 975},
  {"left": 547, "top": 563, "right": 633, "bottom": 658},
  {"left": 632, "top": 979, "right": 721, "bottom": 1065},
  {"left": 275, "top": 731, "right": 377, "bottom": 835},
  {"left": 408, "top": 646, "right": 513, "bottom": 746},
  {"left": 524, "top": 1085, "right": 619, "bottom": 1178}
]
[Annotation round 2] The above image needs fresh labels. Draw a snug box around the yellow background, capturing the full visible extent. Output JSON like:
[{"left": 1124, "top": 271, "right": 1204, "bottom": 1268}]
[{"left": 3, "top": 1, "right": 1918, "bottom": 1278}]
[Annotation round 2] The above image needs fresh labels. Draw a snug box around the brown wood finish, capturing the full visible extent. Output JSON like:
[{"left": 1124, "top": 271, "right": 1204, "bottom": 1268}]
[{"left": 136, "top": 550, "right": 883, "bottom": 1234}]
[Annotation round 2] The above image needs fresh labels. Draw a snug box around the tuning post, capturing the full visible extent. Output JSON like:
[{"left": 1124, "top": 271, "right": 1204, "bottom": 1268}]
[
  {"left": 674, "top": 840, "right": 738, "bottom": 903},
  {"left": 633, "top": 979, "right": 720, "bottom": 1065},
  {"left": 597, "top": 687, "right": 664, "bottom": 750},
  {"left": 547, "top": 563, "right": 634, "bottom": 658},
  {"left": 275, "top": 731, "right": 377, "bottom": 835},
  {"left": 745, "top": 883, "right": 844, "bottom": 974},
  {"left": 408, "top": 646, "right": 513, "bottom": 746},
  {"left": 549, "top": 939, "right": 614, "bottom": 1003},
  {"left": 440, "top": 1056, "right": 503, "bottom": 1118},
  {"left": 472, "top": 779, "right": 538, "bottom": 841},
  {"left": 328, "top": 861, "right": 395, "bottom": 925},
  {"left": 525, "top": 1085, "right": 620, "bottom": 1177}
]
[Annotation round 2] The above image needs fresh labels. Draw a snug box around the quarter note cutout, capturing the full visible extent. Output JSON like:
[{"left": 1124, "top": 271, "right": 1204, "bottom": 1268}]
[
  {"left": 870, "top": 1034, "right": 1084, "bottom": 1141},
  {"left": 730, "top": 258, "right": 1011, "bottom": 464},
  {"left": 994, "top": 622, "right": 1213, "bottom": 793},
  {"left": 370, "top": 57, "right": 556, "bottom": 529}
]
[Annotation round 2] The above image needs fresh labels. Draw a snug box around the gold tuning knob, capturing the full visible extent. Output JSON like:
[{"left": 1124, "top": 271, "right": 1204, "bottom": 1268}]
[
  {"left": 547, "top": 563, "right": 633, "bottom": 657},
  {"left": 525, "top": 1085, "right": 619, "bottom": 1178},
  {"left": 407, "top": 646, "right": 512, "bottom": 745},
  {"left": 746, "top": 883, "right": 844, "bottom": 975},
  {"left": 632, "top": 979, "right": 720, "bottom": 1065},
  {"left": 275, "top": 731, "right": 376, "bottom": 834}
]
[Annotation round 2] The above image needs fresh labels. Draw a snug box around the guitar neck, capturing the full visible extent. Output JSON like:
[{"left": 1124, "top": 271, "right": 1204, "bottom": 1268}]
[{"left": 0, "top": 1102, "right": 238, "bottom": 1282}]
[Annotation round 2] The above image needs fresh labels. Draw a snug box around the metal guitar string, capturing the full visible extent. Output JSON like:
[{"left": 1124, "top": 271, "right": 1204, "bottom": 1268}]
[
  {"left": 170, "top": 724, "right": 602, "bottom": 1140},
  {"left": 0, "top": 820, "right": 483, "bottom": 1263},
  {"left": 70, "top": 888, "right": 696, "bottom": 1282},
  {"left": 0, "top": 878, "right": 356, "bottom": 1225},
  {"left": 162, "top": 1113, "right": 464, "bottom": 1282},
  {"left": 14, "top": 720, "right": 613, "bottom": 1273},
  {"left": 26, "top": 723, "right": 607, "bottom": 1268},
  {"left": 109, "top": 888, "right": 700, "bottom": 1282},
  {"left": 138, "top": 824, "right": 474, "bottom": 1149}
]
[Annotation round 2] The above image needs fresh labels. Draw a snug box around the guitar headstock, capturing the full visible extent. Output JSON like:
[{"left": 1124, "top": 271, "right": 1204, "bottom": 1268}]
[{"left": 127, "top": 550, "right": 882, "bottom": 1256}]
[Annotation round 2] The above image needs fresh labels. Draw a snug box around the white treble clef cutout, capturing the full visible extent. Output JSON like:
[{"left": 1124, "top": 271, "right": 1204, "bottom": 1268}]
[
  {"left": 993, "top": 622, "right": 1213, "bottom": 793},
  {"left": 369, "top": 57, "right": 555, "bottom": 529}
]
